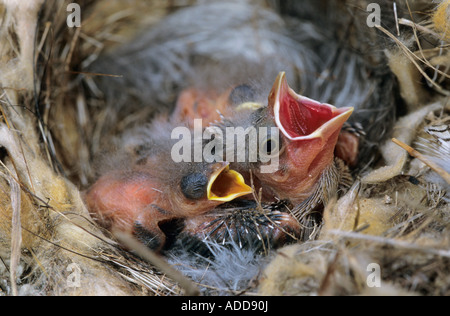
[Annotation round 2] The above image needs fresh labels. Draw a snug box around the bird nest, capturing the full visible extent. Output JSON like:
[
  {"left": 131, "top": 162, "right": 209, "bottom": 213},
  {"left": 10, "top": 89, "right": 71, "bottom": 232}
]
[{"left": 0, "top": 0, "right": 449, "bottom": 296}]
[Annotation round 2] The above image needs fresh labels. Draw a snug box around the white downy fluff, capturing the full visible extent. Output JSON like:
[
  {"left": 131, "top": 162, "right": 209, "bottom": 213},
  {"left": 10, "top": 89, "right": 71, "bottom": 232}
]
[{"left": 168, "top": 240, "right": 266, "bottom": 295}]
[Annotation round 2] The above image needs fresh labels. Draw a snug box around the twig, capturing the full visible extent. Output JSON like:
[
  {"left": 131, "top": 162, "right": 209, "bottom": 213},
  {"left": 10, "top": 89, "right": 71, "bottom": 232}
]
[
  {"left": 398, "top": 18, "right": 443, "bottom": 40},
  {"left": 393, "top": 2, "right": 400, "bottom": 37},
  {"left": 67, "top": 70, "right": 123, "bottom": 78},
  {"left": 9, "top": 173, "right": 21, "bottom": 297},
  {"left": 328, "top": 230, "right": 450, "bottom": 258},
  {"left": 392, "top": 138, "right": 450, "bottom": 185}
]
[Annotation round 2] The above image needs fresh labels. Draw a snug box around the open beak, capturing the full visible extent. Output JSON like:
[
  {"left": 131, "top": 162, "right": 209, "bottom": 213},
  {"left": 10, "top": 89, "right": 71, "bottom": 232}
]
[
  {"left": 207, "top": 163, "right": 253, "bottom": 202},
  {"left": 269, "top": 72, "right": 354, "bottom": 142}
]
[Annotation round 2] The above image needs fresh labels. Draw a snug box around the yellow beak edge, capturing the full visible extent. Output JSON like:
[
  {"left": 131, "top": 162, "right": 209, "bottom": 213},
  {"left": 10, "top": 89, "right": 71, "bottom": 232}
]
[{"left": 207, "top": 165, "right": 253, "bottom": 202}]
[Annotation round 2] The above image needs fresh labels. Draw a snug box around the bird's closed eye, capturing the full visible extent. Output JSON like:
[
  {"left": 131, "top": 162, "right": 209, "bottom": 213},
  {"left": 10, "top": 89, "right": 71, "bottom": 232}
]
[
  {"left": 229, "top": 84, "right": 257, "bottom": 106},
  {"left": 180, "top": 173, "right": 208, "bottom": 200}
]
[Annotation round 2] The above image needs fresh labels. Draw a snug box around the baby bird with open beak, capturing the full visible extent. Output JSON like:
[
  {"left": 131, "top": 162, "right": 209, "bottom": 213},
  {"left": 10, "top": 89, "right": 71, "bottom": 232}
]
[
  {"left": 85, "top": 125, "right": 252, "bottom": 252},
  {"left": 256, "top": 72, "right": 353, "bottom": 201},
  {"left": 213, "top": 72, "right": 355, "bottom": 219}
]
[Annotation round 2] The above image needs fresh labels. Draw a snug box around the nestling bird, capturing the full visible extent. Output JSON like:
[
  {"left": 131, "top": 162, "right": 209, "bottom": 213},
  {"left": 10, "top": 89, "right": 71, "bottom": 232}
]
[
  {"left": 85, "top": 120, "right": 253, "bottom": 252},
  {"left": 253, "top": 72, "right": 354, "bottom": 204},
  {"left": 195, "top": 72, "right": 355, "bottom": 220}
]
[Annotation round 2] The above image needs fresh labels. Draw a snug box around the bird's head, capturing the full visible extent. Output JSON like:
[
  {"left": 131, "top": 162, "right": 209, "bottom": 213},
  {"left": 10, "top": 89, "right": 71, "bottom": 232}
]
[
  {"left": 85, "top": 160, "right": 252, "bottom": 251},
  {"left": 177, "top": 161, "right": 253, "bottom": 216},
  {"left": 254, "top": 72, "right": 354, "bottom": 202}
]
